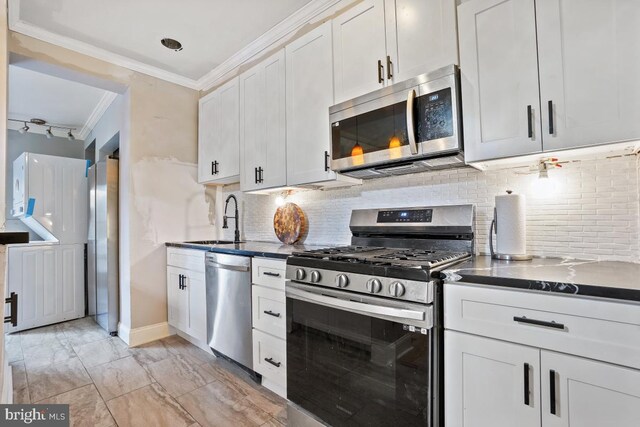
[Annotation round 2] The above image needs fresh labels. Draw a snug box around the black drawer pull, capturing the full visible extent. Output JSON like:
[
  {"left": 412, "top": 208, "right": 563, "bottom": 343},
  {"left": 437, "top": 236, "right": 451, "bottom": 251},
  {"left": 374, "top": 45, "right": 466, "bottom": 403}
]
[
  {"left": 523, "top": 363, "right": 530, "bottom": 406},
  {"left": 513, "top": 316, "right": 565, "bottom": 330},
  {"left": 527, "top": 105, "right": 533, "bottom": 138},
  {"left": 4, "top": 292, "right": 18, "bottom": 327},
  {"left": 550, "top": 369, "right": 557, "bottom": 415},
  {"left": 264, "top": 357, "right": 281, "bottom": 368},
  {"left": 263, "top": 271, "right": 281, "bottom": 277},
  {"left": 324, "top": 151, "right": 330, "bottom": 172},
  {"left": 263, "top": 310, "right": 281, "bottom": 318}
]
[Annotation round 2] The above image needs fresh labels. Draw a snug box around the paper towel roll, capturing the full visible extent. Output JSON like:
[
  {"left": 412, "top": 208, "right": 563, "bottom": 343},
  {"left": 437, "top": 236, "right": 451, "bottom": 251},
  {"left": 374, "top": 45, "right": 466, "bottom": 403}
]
[{"left": 495, "top": 192, "right": 527, "bottom": 255}]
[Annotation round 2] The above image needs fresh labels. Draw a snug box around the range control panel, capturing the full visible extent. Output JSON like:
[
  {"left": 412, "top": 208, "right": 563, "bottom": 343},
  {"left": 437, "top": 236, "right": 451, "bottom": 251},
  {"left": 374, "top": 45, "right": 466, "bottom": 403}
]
[{"left": 377, "top": 209, "right": 433, "bottom": 223}]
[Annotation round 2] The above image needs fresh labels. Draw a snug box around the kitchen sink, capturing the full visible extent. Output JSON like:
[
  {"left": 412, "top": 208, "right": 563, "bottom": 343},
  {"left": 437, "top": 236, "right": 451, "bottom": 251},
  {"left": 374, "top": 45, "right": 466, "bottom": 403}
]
[{"left": 185, "top": 240, "right": 243, "bottom": 245}]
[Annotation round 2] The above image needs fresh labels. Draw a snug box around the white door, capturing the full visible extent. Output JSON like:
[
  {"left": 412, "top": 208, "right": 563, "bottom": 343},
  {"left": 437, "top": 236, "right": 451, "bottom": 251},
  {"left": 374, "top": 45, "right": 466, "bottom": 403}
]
[
  {"left": 286, "top": 22, "right": 337, "bottom": 186},
  {"left": 198, "top": 93, "right": 218, "bottom": 183},
  {"left": 239, "top": 63, "right": 263, "bottom": 192},
  {"left": 240, "top": 50, "right": 287, "bottom": 192},
  {"left": 385, "top": 0, "right": 458, "bottom": 83},
  {"left": 445, "top": 331, "right": 541, "bottom": 427},
  {"left": 185, "top": 270, "right": 207, "bottom": 343},
  {"left": 458, "top": 0, "right": 543, "bottom": 162},
  {"left": 332, "top": 0, "right": 387, "bottom": 103},
  {"left": 536, "top": 0, "right": 640, "bottom": 151},
  {"left": 166, "top": 266, "right": 187, "bottom": 332},
  {"left": 541, "top": 350, "right": 640, "bottom": 427}
]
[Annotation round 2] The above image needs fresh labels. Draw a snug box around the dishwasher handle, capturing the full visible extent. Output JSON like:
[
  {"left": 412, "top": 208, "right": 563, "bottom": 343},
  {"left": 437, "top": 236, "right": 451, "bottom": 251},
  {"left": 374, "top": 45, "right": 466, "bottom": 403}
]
[{"left": 207, "top": 261, "right": 250, "bottom": 272}]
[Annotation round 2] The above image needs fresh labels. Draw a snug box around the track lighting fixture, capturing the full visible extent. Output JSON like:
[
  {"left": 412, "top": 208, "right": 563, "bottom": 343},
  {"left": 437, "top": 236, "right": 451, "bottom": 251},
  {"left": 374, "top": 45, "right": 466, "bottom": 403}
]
[{"left": 8, "top": 118, "right": 77, "bottom": 140}]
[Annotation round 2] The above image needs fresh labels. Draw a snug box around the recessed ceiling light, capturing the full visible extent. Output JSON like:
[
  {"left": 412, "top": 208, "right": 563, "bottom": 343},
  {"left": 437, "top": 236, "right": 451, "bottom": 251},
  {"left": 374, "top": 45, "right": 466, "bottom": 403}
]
[{"left": 161, "top": 38, "right": 183, "bottom": 51}]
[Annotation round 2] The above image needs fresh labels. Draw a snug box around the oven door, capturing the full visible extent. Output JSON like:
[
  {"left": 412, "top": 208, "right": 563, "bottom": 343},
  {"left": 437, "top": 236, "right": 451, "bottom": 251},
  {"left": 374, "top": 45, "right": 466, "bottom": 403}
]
[{"left": 286, "top": 282, "right": 433, "bottom": 427}]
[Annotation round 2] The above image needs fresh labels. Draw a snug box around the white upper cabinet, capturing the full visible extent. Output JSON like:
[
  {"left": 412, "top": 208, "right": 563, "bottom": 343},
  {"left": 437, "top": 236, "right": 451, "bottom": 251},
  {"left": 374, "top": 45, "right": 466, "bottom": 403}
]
[
  {"left": 332, "top": 0, "right": 387, "bottom": 103},
  {"left": 458, "top": 0, "right": 543, "bottom": 162},
  {"left": 333, "top": 0, "right": 459, "bottom": 103},
  {"left": 536, "top": 0, "right": 640, "bottom": 152},
  {"left": 286, "top": 22, "right": 337, "bottom": 186},
  {"left": 385, "top": 0, "right": 458, "bottom": 83},
  {"left": 240, "top": 50, "right": 287, "bottom": 192},
  {"left": 198, "top": 77, "right": 240, "bottom": 184}
]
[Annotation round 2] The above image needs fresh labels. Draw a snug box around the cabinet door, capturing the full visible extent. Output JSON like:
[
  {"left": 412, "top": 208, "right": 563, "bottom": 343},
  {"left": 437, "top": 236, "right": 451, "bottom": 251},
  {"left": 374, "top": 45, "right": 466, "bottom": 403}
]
[
  {"left": 541, "top": 350, "right": 640, "bottom": 427},
  {"left": 198, "top": 78, "right": 240, "bottom": 184},
  {"left": 445, "top": 331, "right": 541, "bottom": 427},
  {"left": 332, "top": 0, "right": 387, "bottom": 103},
  {"left": 239, "top": 63, "right": 264, "bottom": 192},
  {"left": 167, "top": 266, "right": 187, "bottom": 332},
  {"left": 286, "top": 22, "right": 337, "bottom": 186},
  {"left": 185, "top": 270, "right": 207, "bottom": 343},
  {"left": 198, "top": 94, "right": 218, "bottom": 183},
  {"left": 241, "top": 50, "right": 287, "bottom": 192},
  {"left": 458, "top": 0, "right": 543, "bottom": 162},
  {"left": 385, "top": 0, "right": 458, "bottom": 83},
  {"left": 537, "top": 0, "right": 640, "bottom": 151}
]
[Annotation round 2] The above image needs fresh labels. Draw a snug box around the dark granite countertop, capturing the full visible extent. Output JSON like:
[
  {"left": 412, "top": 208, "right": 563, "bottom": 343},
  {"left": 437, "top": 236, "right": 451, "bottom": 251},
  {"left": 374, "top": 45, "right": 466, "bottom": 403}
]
[
  {"left": 442, "top": 255, "right": 640, "bottom": 302},
  {"left": 166, "top": 240, "right": 325, "bottom": 260}
]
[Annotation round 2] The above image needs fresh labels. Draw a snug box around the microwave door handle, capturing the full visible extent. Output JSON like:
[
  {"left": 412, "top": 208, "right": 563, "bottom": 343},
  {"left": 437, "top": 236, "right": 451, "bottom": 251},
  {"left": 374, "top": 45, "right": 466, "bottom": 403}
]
[{"left": 406, "top": 89, "right": 418, "bottom": 155}]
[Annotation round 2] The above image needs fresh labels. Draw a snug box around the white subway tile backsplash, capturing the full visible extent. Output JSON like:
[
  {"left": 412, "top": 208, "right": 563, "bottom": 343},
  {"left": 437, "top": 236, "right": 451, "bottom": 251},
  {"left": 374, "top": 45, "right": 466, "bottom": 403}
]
[{"left": 220, "top": 155, "right": 640, "bottom": 262}]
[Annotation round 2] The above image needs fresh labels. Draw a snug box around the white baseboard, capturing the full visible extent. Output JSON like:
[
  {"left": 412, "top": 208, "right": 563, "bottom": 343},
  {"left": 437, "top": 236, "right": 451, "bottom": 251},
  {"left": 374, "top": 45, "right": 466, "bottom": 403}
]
[{"left": 119, "top": 321, "right": 172, "bottom": 347}]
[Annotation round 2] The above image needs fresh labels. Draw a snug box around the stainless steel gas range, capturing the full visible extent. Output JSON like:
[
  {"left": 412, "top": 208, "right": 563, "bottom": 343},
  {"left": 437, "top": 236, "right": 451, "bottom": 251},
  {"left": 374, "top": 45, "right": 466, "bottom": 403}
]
[{"left": 285, "top": 204, "right": 475, "bottom": 427}]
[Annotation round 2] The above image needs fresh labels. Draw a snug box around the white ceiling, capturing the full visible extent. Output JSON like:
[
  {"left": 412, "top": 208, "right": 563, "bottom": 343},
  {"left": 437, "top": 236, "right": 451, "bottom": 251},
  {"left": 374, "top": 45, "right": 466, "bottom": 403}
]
[
  {"left": 10, "top": 0, "right": 313, "bottom": 86},
  {"left": 8, "top": 65, "right": 115, "bottom": 140}
]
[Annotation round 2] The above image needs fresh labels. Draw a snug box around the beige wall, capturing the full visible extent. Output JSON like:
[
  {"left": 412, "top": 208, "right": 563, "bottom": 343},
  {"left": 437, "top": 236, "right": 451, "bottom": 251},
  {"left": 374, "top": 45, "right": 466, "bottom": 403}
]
[{"left": 8, "top": 32, "right": 216, "bottom": 334}]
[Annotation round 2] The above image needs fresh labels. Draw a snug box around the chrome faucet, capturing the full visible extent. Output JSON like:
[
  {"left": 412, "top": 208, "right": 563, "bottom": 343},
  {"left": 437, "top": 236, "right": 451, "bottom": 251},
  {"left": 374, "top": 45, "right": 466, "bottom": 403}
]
[{"left": 222, "top": 194, "right": 241, "bottom": 243}]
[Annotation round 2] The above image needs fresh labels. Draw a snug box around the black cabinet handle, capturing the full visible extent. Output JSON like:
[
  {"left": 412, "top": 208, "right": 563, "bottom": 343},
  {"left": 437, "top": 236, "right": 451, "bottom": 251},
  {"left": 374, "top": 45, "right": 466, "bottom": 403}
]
[
  {"left": 4, "top": 292, "right": 17, "bottom": 327},
  {"left": 254, "top": 167, "right": 258, "bottom": 184},
  {"left": 524, "top": 363, "right": 530, "bottom": 406},
  {"left": 324, "top": 151, "right": 330, "bottom": 172},
  {"left": 386, "top": 55, "right": 393, "bottom": 80},
  {"left": 178, "top": 274, "right": 183, "bottom": 289},
  {"left": 263, "top": 310, "right": 281, "bottom": 318},
  {"left": 527, "top": 105, "right": 533, "bottom": 138},
  {"left": 377, "top": 59, "right": 384, "bottom": 84},
  {"left": 263, "top": 271, "right": 280, "bottom": 277},
  {"left": 211, "top": 161, "right": 219, "bottom": 175},
  {"left": 548, "top": 100, "right": 554, "bottom": 134},
  {"left": 258, "top": 167, "right": 264, "bottom": 183},
  {"left": 514, "top": 316, "right": 565, "bottom": 330},
  {"left": 549, "top": 370, "right": 557, "bottom": 415},
  {"left": 264, "top": 357, "right": 281, "bottom": 368}
]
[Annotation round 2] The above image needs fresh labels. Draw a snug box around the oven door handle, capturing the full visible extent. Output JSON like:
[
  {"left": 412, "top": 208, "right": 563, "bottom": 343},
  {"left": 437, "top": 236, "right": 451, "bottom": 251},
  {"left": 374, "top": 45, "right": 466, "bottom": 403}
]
[{"left": 286, "top": 284, "right": 431, "bottom": 327}]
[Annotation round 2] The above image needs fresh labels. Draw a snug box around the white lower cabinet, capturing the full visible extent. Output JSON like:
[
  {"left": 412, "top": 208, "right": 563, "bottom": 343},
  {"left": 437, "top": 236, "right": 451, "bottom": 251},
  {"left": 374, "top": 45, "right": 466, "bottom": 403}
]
[
  {"left": 251, "top": 257, "right": 287, "bottom": 398},
  {"left": 445, "top": 284, "right": 640, "bottom": 427},
  {"left": 166, "top": 248, "right": 207, "bottom": 344},
  {"left": 7, "top": 244, "right": 85, "bottom": 332}
]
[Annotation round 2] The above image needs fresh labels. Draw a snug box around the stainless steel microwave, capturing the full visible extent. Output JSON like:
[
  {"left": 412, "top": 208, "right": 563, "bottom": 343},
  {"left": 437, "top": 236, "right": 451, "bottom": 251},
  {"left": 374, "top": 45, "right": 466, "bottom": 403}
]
[{"left": 329, "top": 65, "right": 464, "bottom": 179}]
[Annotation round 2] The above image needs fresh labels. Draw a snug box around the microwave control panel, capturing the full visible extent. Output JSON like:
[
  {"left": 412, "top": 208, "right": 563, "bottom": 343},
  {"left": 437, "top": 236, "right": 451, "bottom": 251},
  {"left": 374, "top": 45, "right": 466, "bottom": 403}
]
[
  {"left": 377, "top": 209, "right": 433, "bottom": 223},
  {"left": 419, "top": 88, "right": 454, "bottom": 141}
]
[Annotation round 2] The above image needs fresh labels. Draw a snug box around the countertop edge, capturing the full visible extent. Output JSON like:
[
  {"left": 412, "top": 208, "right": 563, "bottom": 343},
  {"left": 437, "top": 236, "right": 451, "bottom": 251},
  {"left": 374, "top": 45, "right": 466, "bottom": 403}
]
[{"left": 165, "top": 242, "right": 291, "bottom": 260}]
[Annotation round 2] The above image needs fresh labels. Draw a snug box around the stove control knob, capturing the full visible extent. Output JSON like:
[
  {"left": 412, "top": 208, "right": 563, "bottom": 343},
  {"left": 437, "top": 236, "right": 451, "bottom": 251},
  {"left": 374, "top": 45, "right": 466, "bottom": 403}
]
[
  {"left": 336, "top": 274, "right": 349, "bottom": 288},
  {"left": 389, "top": 281, "right": 406, "bottom": 298},
  {"left": 295, "top": 269, "right": 306, "bottom": 281},
  {"left": 310, "top": 270, "right": 322, "bottom": 283},
  {"left": 366, "top": 279, "right": 382, "bottom": 294}
]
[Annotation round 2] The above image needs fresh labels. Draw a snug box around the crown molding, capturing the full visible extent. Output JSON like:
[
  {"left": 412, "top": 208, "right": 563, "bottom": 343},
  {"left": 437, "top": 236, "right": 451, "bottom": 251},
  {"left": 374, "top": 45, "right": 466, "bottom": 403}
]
[
  {"left": 8, "top": 0, "right": 200, "bottom": 89},
  {"left": 196, "top": 0, "right": 342, "bottom": 91},
  {"left": 8, "top": 0, "right": 343, "bottom": 92},
  {"left": 77, "top": 91, "right": 118, "bottom": 140}
]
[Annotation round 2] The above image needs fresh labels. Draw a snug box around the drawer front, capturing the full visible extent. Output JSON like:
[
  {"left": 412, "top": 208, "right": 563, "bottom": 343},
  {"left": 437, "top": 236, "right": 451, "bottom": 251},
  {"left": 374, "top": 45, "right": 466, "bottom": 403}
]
[
  {"left": 253, "top": 329, "right": 286, "bottom": 388},
  {"left": 252, "top": 257, "right": 286, "bottom": 291},
  {"left": 445, "top": 283, "right": 640, "bottom": 370},
  {"left": 252, "top": 285, "right": 286, "bottom": 339},
  {"left": 167, "top": 247, "right": 205, "bottom": 272}
]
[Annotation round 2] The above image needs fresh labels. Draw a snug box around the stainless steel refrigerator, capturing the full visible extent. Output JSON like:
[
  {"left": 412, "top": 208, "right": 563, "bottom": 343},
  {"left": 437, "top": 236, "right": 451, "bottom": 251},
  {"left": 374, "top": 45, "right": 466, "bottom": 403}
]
[{"left": 87, "top": 157, "right": 119, "bottom": 335}]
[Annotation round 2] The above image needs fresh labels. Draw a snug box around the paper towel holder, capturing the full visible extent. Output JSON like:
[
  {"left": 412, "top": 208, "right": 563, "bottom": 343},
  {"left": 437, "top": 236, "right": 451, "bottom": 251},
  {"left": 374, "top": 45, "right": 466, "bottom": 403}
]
[{"left": 489, "top": 191, "right": 533, "bottom": 261}]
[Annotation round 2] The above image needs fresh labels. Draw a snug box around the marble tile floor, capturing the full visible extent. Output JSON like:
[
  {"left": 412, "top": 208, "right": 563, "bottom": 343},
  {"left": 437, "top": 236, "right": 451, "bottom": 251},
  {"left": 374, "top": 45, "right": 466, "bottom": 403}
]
[{"left": 7, "top": 317, "right": 287, "bottom": 427}]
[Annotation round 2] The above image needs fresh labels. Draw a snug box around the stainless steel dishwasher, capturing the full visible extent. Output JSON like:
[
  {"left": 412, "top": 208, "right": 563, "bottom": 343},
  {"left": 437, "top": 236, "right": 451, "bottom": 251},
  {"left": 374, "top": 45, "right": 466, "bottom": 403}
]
[{"left": 205, "top": 252, "right": 253, "bottom": 370}]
